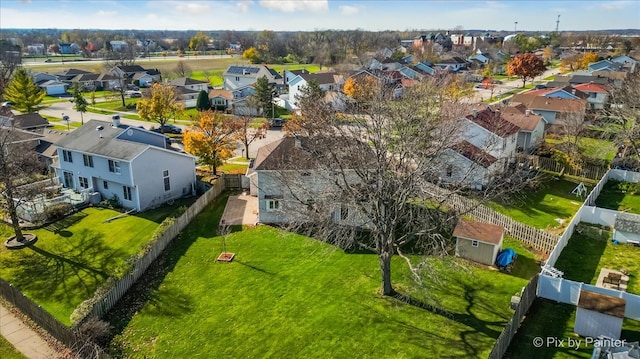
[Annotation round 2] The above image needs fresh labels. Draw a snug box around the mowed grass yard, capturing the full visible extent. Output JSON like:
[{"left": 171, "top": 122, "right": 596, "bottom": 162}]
[
  {"left": 487, "top": 178, "right": 587, "bottom": 231},
  {"left": 0, "top": 335, "right": 25, "bottom": 359},
  {"left": 0, "top": 202, "right": 189, "bottom": 326},
  {"left": 506, "top": 225, "right": 640, "bottom": 358},
  {"left": 108, "top": 193, "right": 538, "bottom": 358},
  {"left": 595, "top": 180, "right": 640, "bottom": 215},
  {"left": 545, "top": 137, "right": 617, "bottom": 162}
]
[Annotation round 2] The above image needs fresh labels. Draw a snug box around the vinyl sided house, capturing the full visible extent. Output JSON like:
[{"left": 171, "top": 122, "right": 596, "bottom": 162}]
[
  {"left": 288, "top": 72, "right": 344, "bottom": 109},
  {"left": 52, "top": 119, "right": 196, "bottom": 211},
  {"left": 509, "top": 94, "right": 587, "bottom": 129},
  {"left": 246, "top": 136, "right": 369, "bottom": 226},
  {"left": 501, "top": 104, "right": 546, "bottom": 152},
  {"left": 223, "top": 65, "right": 282, "bottom": 91},
  {"left": 572, "top": 82, "right": 609, "bottom": 110}
]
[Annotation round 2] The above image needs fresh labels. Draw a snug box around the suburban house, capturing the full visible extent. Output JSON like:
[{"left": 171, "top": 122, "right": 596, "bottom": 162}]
[
  {"left": 524, "top": 86, "right": 585, "bottom": 100},
  {"left": 208, "top": 89, "right": 233, "bottom": 112},
  {"left": 222, "top": 65, "right": 283, "bottom": 91},
  {"left": 0, "top": 108, "right": 51, "bottom": 132},
  {"left": 109, "top": 65, "right": 162, "bottom": 85},
  {"left": 588, "top": 60, "right": 624, "bottom": 73},
  {"left": 55, "top": 68, "right": 92, "bottom": 82},
  {"left": 246, "top": 136, "right": 369, "bottom": 226},
  {"left": 35, "top": 129, "right": 68, "bottom": 171},
  {"left": 52, "top": 119, "right": 197, "bottom": 211},
  {"left": 501, "top": 105, "right": 546, "bottom": 152},
  {"left": 169, "top": 77, "right": 209, "bottom": 92},
  {"left": 572, "top": 82, "right": 609, "bottom": 110},
  {"left": 439, "top": 106, "right": 521, "bottom": 188},
  {"left": 509, "top": 94, "right": 587, "bottom": 128},
  {"left": 453, "top": 219, "right": 504, "bottom": 266},
  {"left": 71, "top": 73, "right": 120, "bottom": 91},
  {"left": 109, "top": 40, "right": 128, "bottom": 51},
  {"left": 132, "top": 72, "right": 156, "bottom": 87},
  {"left": 288, "top": 72, "right": 344, "bottom": 109},
  {"left": 611, "top": 55, "right": 638, "bottom": 73},
  {"left": 39, "top": 80, "right": 68, "bottom": 95},
  {"left": 31, "top": 72, "right": 58, "bottom": 85},
  {"left": 0, "top": 126, "right": 49, "bottom": 172},
  {"left": 435, "top": 57, "right": 468, "bottom": 72}
]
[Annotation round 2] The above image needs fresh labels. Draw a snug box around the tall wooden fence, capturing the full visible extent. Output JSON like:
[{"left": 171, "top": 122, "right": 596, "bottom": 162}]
[
  {"left": 426, "top": 184, "right": 559, "bottom": 254},
  {"left": 523, "top": 154, "right": 608, "bottom": 181},
  {"left": 0, "top": 176, "right": 227, "bottom": 355},
  {"left": 488, "top": 274, "right": 539, "bottom": 359}
]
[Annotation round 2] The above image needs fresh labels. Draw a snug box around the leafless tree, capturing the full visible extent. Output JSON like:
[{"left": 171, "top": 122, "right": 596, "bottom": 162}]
[
  {"left": 232, "top": 114, "right": 267, "bottom": 160},
  {"left": 272, "top": 77, "right": 532, "bottom": 299},
  {"left": 103, "top": 41, "right": 138, "bottom": 107},
  {"left": 174, "top": 61, "right": 192, "bottom": 78},
  {"left": 0, "top": 128, "right": 43, "bottom": 242},
  {"left": 0, "top": 40, "right": 21, "bottom": 100},
  {"left": 607, "top": 71, "right": 640, "bottom": 168}
]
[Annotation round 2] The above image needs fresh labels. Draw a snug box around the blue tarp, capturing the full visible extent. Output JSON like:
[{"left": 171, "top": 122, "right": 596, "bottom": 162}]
[{"left": 496, "top": 248, "right": 517, "bottom": 267}]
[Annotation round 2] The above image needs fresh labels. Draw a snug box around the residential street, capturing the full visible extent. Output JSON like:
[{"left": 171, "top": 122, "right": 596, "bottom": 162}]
[{"left": 470, "top": 67, "right": 563, "bottom": 103}]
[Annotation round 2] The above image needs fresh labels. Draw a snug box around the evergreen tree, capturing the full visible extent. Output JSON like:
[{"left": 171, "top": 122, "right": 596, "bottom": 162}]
[
  {"left": 196, "top": 90, "right": 211, "bottom": 111},
  {"left": 253, "top": 76, "right": 275, "bottom": 118},
  {"left": 3, "top": 68, "right": 46, "bottom": 113}
]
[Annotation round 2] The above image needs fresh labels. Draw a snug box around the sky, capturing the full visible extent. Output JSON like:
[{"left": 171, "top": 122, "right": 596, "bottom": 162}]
[{"left": 1, "top": 0, "right": 639, "bottom": 32}]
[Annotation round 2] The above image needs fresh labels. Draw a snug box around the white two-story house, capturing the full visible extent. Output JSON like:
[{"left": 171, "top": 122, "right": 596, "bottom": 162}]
[
  {"left": 52, "top": 118, "right": 196, "bottom": 211},
  {"left": 222, "top": 65, "right": 283, "bottom": 91},
  {"left": 288, "top": 72, "right": 344, "bottom": 109},
  {"left": 439, "top": 106, "right": 521, "bottom": 189}
]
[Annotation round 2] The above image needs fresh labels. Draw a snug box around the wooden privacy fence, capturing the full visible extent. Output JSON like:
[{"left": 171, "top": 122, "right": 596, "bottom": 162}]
[
  {"left": 523, "top": 155, "right": 608, "bottom": 181},
  {"left": 426, "top": 184, "right": 559, "bottom": 254},
  {"left": 488, "top": 275, "right": 539, "bottom": 359}
]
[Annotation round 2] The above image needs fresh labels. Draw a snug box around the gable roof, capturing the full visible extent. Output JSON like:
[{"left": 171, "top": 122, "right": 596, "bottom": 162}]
[
  {"left": 466, "top": 107, "right": 521, "bottom": 137},
  {"left": 451, "top": 140, "right": 498, "bottom": 168},
  {"left": 208, "top": 89, "right": 233, "bottom": 100},
  {"left": 56, "top": 119, "right": 151, "bottom": 161},
  {"left": 170, "top": 77, "right": 209, "bottom": 86},
  {"left": 298, "top": 72, "right": 342, "bottom": 85},
  {"left": 578, "top": 290, "right": 626, "bottom": 318},
  {"left": 453, "top": 219, "right": 503, "bottom": 245},
  {"left": 573, "top": 82, "right": 608, "bottom": 93},
  {"left": 115, "top": 65, "right": 148, "bottom": 73},
  {"left": 509, "top": 94, "right": 587, "bottom": 113},
  {"left": 40, "top": 80, "right": 67, "bottom": 87},
  {"left": 56, "top": 68, "right": 91, "bottom": 77},
  {"left": 615, "top": 212, "right": 640, "bottom": 234},
  {"left": 567, "top": 74, "right": 609, "bottom": 85},
  {"left": 35, "top": 129, "right": 68, "bottom": 158},
  {"left": 501, "top": 105, "right": 545, "bottom": 131},
  {"left": 12, "top": 113, "right": 50, "bottom": 129}
]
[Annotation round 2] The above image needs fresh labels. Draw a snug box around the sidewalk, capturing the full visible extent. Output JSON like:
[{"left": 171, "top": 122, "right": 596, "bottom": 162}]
[{"left": 0, "top": 304, "right": 58, "bottom": 359}]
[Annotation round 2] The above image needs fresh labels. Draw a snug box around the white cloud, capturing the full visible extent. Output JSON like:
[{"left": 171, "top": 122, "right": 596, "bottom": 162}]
[
  {"left": 235, "top": 0, "right": 253, "bottom": 12},
  {"left": 259, "top": 0, "right": 328, "bottom": 12},
  {"left": 20, "top": 0, "right": 31, "bottom": 3},
  {"left": 174, "top": 2, "right": 211, "bottom": 13},
  {"left": 96, "top": 10, "right": 117, "bottom": 17},
  {"left": 600, "top": 1, "right": 632, "bottom": 10},
  {"left": 339, "top": 5, "right": 359, "bottom": 15}
]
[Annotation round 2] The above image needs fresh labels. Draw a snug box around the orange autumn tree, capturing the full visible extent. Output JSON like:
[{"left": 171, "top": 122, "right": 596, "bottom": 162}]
[
  {"left": 507, "top": 53, "right": 546, "bottom": 88},
  {"left": 579, "top": 52, "right": 599, "bottom": 70},
  {"left": 343, "top": 75, "right": 379, "bottom": 104},
  {"left": 182, "top": 111, "right": 238, "bottom": 175}
]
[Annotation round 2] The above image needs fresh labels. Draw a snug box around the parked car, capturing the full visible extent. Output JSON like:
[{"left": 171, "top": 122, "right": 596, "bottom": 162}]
[
  {"left": 125, "top": 90, "right": 142, "bottom": 98},
  {"left": 152, "top": 124, "right": 182, "bottom": 134},
  {"left": 44, "top": 59, "right": 52, "bottom": 63},
  {"left": 269, "top": 118, "right": 285, "bottom": 128}
]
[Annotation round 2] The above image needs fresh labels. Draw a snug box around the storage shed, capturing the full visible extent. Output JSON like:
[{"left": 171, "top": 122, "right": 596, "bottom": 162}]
[
  {"left": 575, "top": 290, "right": 626, "bottom": 340},
  {"left": 613, "top": 212, "right": 640, "bottom": 245},
  {"left": 453, "top": 219, "right": 504, "bottom": 266}
]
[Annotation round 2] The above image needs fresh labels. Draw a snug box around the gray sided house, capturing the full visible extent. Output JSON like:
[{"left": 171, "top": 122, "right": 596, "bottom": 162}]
[
  {"left": 247, "top": 137, "right": 369, "bottom": 226},
  {"left": 454, "top": 219, "right": 504, "bottom": 266},
  {"left": 52, "top": 119, "right": 196, "bottom": 211}
]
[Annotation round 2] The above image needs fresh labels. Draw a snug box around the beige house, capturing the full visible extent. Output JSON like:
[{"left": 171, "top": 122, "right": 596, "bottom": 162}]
[{"left": 454, "top": 219, "right": 504, "bottom": 266}]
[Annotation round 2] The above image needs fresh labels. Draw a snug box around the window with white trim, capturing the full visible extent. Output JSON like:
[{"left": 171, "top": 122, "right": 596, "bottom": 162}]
[
  {"left": 266, "top": 199, "right": 280, "bottom": 212},
  {"left": 103, "top": 181, "right": 108, "bottom": 190},
  {"left": 79, "top": 176, "right": 89, "bottom": 189},
  {"left": 471, "top": 240, "right": 479, "bottom": 247},
  {"left": 123, "top": 186, "right": 132, "bottom": 201},
  {"left": 163, "top": 170, "right": 170, "bottom": 191},
  {"left": 108, "top": 160, "right": 121, "bottom": 174},
  {"left": 83, "top": 154, "right": 94, "bottom": 168},
  {"left": 62, "top": 150, "right": 73, "bottom": 163}
]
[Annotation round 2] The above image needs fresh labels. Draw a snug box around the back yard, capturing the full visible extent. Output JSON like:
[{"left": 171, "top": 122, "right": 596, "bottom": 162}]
[
  {"left": 595, "top": 180, "right": 640, "bottom": 215},
  {"left": 0, "top": 200, "right": 191, "bottom": 326},
  {"left": 506, "top": 225, "right": 640, "bottom": 358},
  {"left": 107, "top": 193, "right": 539, "bottom": 358},
  {"left": 488, "top": 178, "right": 587, "bottom": 231}
]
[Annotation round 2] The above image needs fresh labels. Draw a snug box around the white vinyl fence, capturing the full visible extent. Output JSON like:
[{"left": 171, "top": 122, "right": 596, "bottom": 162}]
[{"left": 538, "top": 276, "right": 640, "bottom": 320}]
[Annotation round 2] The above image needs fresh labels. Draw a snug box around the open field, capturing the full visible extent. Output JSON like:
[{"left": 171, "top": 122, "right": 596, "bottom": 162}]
[
  {"left": 0, "top": 201, "right": 191, "bottom": 326},
  {"left": 107, "top": 194, "right": 537, "bottom": 358},
  {"left": 488, "top": 178, "right": 587, "bottom": 230}
]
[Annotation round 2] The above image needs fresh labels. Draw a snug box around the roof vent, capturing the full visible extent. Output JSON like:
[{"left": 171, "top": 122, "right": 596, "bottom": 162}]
[
  {"left": 472, "top": 108, "right": 477, "bottom": 117},
  {"left": 96, "top": 125, "right": 104, "bottom": 131}
]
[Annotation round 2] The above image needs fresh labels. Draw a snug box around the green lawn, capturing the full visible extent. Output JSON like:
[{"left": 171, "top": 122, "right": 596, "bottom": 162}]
[
  {"left": 543, "top": 75, "right": 556, "bottom": 81},
  {"left": 91, "top": 99, "right": 139, "bottom": 111},
  {"left": 0, "top": 203, "right": 189, "bottom": 326},
  {"left": 506, "top": 225, "right": 640, "bottom": 358},
  {"left": 488, "top": 179, "right": 587, "bottom": 230},
  {"left": 545, "top": 137, "right": 617, "bottom": 162},
  {"left": 218, "top": 162, "right": 249, "bottom": 174},
  {"left": 0, "top": 335, "right": 25, "bottom": 359},
  {"left": 594, "top": 180, "right": 640, "bottom": 215},
  {"left": 108, "top": 194, "right": 537, "bottom": 358}
]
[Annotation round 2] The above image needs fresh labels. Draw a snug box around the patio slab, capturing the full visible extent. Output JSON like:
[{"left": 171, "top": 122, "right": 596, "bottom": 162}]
[
  {"left": 220, "top": 194, "right": 258, "bottom": 226},
  {"left": 596, "top": 268, "right": 629, "bottom": 291}
]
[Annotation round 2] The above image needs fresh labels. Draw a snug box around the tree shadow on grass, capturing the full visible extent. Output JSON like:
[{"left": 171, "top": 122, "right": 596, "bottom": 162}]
[
  {"left": 3, "top": 229, "right": 125, "bottom": 304},
  {"left": 554, "top": 224, "right": 608, "bottom": 283},
  {"left": 43, "top": 211, "right": 88, "bottom": 233}
]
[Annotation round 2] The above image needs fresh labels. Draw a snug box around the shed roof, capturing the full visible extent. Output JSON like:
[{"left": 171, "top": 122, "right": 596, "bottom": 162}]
[
  {"left": 578, "top": 290, "right": 626, "bottom": 318},
  {"left": 453, "top": 219, "right": 504, "bottom": 245},
  {"left": 615, "top": 212, "right": 640, "bottom": 234}
]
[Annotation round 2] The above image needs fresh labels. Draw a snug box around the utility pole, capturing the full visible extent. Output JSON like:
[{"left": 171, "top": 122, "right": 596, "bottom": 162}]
[
  {"left": 555, "top": 15, "right": 561, "bottom": 33},
  {"left": 514, "top": 21, "right": 518, "bottom": 33}
]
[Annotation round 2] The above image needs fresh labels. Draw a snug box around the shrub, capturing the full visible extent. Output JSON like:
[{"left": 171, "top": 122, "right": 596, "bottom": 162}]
[
  {"left": 101, "top": 194, "right": 122, "bottom": 209},
  {"left": 45, "top": 202, "right": 73, "bottom": 220}
]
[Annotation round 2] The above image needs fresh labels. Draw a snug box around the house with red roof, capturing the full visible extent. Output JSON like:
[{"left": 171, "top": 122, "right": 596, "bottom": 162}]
[{"left": 572, "top": 82, "right": 609, "bottom": 110}]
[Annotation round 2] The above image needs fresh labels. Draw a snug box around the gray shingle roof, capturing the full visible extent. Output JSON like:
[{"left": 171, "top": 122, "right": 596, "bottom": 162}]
[
  {"left": 169, "top": 77, "right": 209, "bottom": 86},
  {"left": 615, "top": 212, "right": 640, "bottom": 234},
  {"left": 55, "top": 119, "right": 149, "bottom": 161}
]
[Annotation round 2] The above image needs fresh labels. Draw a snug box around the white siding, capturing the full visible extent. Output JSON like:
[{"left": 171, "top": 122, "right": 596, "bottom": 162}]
[
  {"left": 130, "top": 148, "right": 196, "bottom": 210},
  {"left": 575, "top": 308, "right": 623, "bottom": 339}
]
